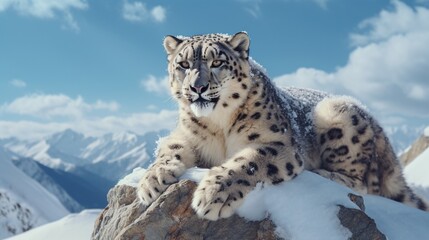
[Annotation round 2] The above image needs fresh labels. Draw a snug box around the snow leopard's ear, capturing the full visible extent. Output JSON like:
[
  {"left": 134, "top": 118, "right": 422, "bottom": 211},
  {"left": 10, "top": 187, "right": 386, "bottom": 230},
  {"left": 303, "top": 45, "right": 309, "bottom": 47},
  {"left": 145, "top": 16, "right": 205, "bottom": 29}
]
[
  {"left": 227, "top": 32, "right": 250, "bottom": 59},
  {"left": 164, "top": 35, "right": 183, "bottom": 55}
]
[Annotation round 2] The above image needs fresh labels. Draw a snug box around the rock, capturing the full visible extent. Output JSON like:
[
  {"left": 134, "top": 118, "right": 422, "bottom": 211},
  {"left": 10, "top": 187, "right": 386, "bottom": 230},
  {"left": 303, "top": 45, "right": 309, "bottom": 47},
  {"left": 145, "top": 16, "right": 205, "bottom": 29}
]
[
  {"left": 92, "top": 180, "right": 386, "bottom": 240},
  {"left": 338, "top": 206, "right": 386, "bottom": 240},
  {"left": 92, "top": 180, "right": 278, "bottom": 240},
  {"left": 338, "top": 193, "right": 386, "bottom": 240},
  {"left": 0, "top": 190, "right": 34, "bottom": 238}
]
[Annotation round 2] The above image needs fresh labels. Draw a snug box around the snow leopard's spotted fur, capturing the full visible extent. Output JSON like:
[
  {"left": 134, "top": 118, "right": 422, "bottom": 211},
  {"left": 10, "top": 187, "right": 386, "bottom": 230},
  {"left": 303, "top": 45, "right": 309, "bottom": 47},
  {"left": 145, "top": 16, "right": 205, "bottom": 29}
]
[{"left": 138, "top": 32, "right": 428, "bottom": 220}]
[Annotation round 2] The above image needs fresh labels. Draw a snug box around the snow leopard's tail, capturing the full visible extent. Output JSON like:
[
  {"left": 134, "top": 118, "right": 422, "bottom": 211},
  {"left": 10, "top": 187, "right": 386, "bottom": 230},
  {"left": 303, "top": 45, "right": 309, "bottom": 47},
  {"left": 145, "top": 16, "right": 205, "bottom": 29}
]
[{"left": 366, "top": 123, "right": 428, "bottom": 212}]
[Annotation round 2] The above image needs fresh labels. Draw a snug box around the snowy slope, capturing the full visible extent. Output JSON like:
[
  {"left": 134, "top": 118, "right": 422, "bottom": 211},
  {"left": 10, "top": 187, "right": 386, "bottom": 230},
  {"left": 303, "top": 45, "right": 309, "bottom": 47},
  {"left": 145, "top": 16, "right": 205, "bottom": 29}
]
[
  {"left": 7, "top": 209, "right": 101, "bottom": 240},
  {"left": 120, "top": 168, "right": 429, "bottom": 240},
  {"left": 0, "top": 147, "right": 69, "bottom": 238},
  {"left": 0, "top": 129, "right": 167, "bottom": 214},
  {"left": 404, "top": 147, "right": 429, "bottom": 200},
  {"left": 11, "top": 158, "right": 83, "bottom": 212},
  {"left": 0, "top": 129, "right": 167, "bottom": 215}
]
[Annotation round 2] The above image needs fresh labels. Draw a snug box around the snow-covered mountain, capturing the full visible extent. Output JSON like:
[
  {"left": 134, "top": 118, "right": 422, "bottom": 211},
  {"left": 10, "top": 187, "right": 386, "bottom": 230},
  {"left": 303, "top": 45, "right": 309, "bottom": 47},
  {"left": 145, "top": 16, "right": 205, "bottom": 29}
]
[
  {"left": 404, "top": 146, "right": 429, "bottom": 201},
  {"left": 0, "top": 129, "right": 168, "bottom": 214},
  {"left": 0, "top": 129, "right": 168, "bottom": 238},
  {"left": 0, "top": 147, "right": 69, "bottom": 239},
  {"left": 400, "top": 126, "right": 429, "bottom": 165},
  {"left": 3, "top": 129, "right": 168, "bottom": 181},
  {"left": 11, "top": 157, "right": 83, "bottom": 212},
  {"left": 403, "top": 126, "right": 429, "bottom": 201}
]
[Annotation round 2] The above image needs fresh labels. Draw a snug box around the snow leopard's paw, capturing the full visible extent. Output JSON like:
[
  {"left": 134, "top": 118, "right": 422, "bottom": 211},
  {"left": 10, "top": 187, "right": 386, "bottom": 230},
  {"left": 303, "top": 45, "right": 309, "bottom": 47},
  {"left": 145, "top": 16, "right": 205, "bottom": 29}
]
[
  {"left": 191, "top": 168, "right": 252, "bottom": 220},
  {"left": 137, "top": 158, "right": 186, "bottom": 206}
]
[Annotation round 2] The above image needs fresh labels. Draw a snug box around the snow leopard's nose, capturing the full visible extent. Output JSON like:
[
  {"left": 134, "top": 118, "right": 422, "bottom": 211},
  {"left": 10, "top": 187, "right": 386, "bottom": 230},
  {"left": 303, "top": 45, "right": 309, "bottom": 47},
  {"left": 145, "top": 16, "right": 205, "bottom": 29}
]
[
  {"left": 190, "top": 83, "right": 209, "bottom": 94},
  {"left": 190, "top": 63, "right": 210, "bottom": 94}
]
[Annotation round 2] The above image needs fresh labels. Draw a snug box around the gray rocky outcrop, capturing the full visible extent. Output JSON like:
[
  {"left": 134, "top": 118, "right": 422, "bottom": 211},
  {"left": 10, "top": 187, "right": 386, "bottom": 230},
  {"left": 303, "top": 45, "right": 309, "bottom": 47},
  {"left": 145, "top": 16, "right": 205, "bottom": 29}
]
[{"left": 91, "top": 180, "right": 385, "bottom": 240}]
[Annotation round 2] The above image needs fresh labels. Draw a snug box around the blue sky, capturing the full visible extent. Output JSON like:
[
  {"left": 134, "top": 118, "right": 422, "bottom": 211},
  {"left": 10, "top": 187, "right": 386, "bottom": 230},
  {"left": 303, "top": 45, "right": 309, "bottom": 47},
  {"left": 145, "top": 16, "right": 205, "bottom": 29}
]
[{"left": 0, "top": 0, "right": 428, "bottom": 139}]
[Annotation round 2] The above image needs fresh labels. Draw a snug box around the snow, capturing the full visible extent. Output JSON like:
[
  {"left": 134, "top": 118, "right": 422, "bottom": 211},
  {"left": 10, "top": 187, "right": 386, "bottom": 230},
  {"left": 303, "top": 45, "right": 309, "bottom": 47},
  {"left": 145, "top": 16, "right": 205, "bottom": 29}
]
[
  {"left": 249, "top": 57, "right": 267, "bottom": 75},
  {"left": 237, "top": 171, "right": 355, "bottom": 240},
  {"left": 364, "top": 195, "right": 429, "bottom": 240},
  {"left": 111, "top": 132, "right": 138, "bottom": 142},
  {"left": 404, "top": 147, "right": 429, "bottom": 187},
  {"left": 0, "top": 148, "right": 69, "bottom": 221},
  {"left": 7, "top": 209, "right": 101, "bottom": 240},
  {"left": 117, "top": 167, "right": 147, "bottom": 187},
  {"left": 5, "top": 140, "right": 73, "bottom": 170},
  {"left": 0, "top": 147, "right": 69, "bottom": 238},
  {"left": 11, "top": 157, "right": 83, "bottom": 213},
  {"left": 180, "top": 167, "right": 209, "bottom": 182},
  {"left": 119, "top": 167, "right": 429, "bottom": 239},
  {"left": 425, "top": 126, "right": 429, "bottom": 137},
  {"left": 404, "top": 146, "right": 429, "bottom": 200},
  {"left": 2, "top": 129, "right": 160, "bottom": 181},
  {"left": 116, "top": 167, "right": 209, "bottom": 188}
]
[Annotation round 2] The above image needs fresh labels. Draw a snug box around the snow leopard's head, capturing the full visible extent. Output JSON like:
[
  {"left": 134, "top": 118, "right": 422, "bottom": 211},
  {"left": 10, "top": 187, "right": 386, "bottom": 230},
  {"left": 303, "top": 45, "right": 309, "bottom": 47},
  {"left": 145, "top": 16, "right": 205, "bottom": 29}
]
[{"left": 163, "top": 32, "right": 251, "bottom": 118}]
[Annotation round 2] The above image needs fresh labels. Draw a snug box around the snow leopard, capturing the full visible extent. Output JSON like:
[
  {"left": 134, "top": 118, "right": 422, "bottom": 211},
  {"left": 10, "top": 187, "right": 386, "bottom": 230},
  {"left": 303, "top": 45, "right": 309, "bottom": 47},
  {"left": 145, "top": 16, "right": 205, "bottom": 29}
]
[{"left": 137, "top": 32, "right": 428, "bottom": 220}]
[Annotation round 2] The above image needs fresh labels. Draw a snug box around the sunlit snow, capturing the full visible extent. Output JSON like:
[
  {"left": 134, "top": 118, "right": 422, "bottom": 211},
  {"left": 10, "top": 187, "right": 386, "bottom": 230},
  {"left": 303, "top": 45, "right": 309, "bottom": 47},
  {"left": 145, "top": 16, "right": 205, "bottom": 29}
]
[
  {"left": 404, "top": 146, "right": 429, "bottom": 200},
  {"left": 7, "top": 210, "right": 101, "bottom": 240}
]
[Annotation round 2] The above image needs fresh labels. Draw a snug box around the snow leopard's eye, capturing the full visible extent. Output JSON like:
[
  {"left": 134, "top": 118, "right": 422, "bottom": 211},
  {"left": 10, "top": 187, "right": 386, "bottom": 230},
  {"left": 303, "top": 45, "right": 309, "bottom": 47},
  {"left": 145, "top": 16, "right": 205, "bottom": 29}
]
[
  {"left": 211, "top": 60, "right": 224, "bottom": 68},
  {"left": 178, "top": 61, "right": 190, "bottom": 69}
]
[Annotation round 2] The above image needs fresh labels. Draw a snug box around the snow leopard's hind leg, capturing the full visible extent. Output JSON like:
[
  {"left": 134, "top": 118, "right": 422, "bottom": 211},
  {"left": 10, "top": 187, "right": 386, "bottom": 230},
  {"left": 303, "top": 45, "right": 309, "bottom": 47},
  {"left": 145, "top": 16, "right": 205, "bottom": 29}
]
[{"left": 312, "top": 97, "right": 428, "bottom": 211}]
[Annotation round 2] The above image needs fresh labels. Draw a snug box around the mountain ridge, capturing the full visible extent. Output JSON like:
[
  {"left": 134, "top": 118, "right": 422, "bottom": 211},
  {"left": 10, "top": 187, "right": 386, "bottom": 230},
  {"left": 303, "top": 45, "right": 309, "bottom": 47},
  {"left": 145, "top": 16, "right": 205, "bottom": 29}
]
[{"left": 0, "top": 147, "right": 69, "bottom": 239}]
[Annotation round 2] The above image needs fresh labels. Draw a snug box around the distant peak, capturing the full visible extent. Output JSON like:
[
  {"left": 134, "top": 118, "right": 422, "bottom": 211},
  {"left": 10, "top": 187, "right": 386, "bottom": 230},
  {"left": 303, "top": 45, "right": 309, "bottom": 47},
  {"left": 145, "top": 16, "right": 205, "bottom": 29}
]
[
  {"left": 48, "top": 128, "right": 85, "bottom": 143},
  {"left": 62, "top": 128, "right": 82, "bottom": 135},
  {"left": 61, "top": 128, "right": 83, "bottom": 136},
  {"left": 111, "top": 131, "right": 138, "bottom": 142}
]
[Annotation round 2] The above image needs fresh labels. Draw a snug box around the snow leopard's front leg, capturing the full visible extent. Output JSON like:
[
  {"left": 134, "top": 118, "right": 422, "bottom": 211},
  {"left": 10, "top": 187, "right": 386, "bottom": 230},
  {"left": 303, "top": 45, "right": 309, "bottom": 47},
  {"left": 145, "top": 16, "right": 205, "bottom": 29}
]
[
  {"left": 192, "top": 143, "right": 304, "bottom": 221},
  {"left": 138, "top": 129, "right": 197, "bottom": 206}
]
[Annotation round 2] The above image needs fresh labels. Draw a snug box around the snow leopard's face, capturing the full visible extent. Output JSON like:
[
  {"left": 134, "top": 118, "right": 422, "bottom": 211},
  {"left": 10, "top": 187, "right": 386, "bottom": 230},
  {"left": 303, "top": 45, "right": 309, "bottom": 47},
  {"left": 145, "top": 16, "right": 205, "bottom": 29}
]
[{"left": 163, "top": 32, "right": 251, "bottom": 117}]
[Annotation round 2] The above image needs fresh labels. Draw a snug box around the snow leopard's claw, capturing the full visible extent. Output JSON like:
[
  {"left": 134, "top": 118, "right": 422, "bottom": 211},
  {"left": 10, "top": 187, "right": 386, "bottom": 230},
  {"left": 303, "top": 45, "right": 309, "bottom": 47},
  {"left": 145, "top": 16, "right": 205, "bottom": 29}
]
[
  {"left": 137, "top": 159, "right": 186, "bottom": 206},
  {"left": 191, "top": 171, "right": 251, "bottom": 220}
]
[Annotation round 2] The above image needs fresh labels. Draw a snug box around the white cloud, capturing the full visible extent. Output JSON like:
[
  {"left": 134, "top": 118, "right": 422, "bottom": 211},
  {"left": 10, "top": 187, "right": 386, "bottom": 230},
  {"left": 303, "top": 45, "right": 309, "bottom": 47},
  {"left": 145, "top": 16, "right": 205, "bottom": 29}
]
[
  {"left": 274, "top": 68, "right": 340, "bottom": 93},
  {"left": 150, "top": 6, "right": 166, "bottom": 22},
  {"left": 237, "top": 0, "right": 262, "bottom": 18},
  {"left": 0, "top": 120, "right": 69, "bottom": 140},
  {"left": 10, "top": 79, "right": 27, "bottom": 88},
  {"left": 122, "top": 1, "right": 147, "bottom": 22},
  {"left": 0, "top": 0, "right": 88, "bottom": 31},
  {"left": 237, "top": 0, "right": 329, "bottom": 18},
  {"left": 312, "top": 0, "right": 329, "bottom": 9},
  {"left": 0, "top": 94, "right": 119, "bottom": 119},
  {"left": 274, "top": 1, "right": 429, "bottom": 119},
  {"left": 61, "top": 10, "right": 80, "bottom": 32},
  {"left": 85, "top": 110, "right": 177, "bottom": 136},
  {"left": 350, "top": 0, "right": 429, "bottom": 46},
  {"left": 0, "top": 92, "right": 176, "bottom": 140},
  {"left": 122, "top": 1, "right": 166, "bottom": 23},
  {"left": 140, "top": 75, "right": 170, "bottom": 94},
  {"left": 146, "top": 104, "right": 158, "bottom": 110},
  {"left": 0, "top": 110, "right": 177, "bottom": 140}
]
